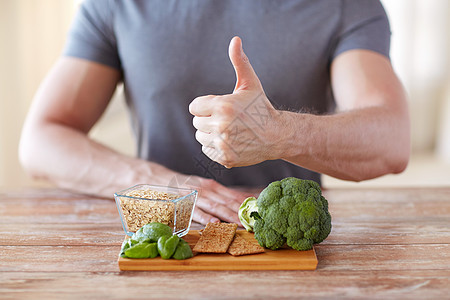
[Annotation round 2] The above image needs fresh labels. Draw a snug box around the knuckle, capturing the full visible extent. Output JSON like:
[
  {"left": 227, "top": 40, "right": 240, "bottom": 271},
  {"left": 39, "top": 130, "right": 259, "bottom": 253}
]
[
  {"left": 205, "top": 178, "right": 217, "bottom": 188},
  {"left": 217, "top": 153, "right": 233, "bottom": 168},
  {"left": 195, "top": 130, "right": 202, "bottom": 143},
  {"left": 223, "top": 160, "right": 234, "bottom": 169},
  {"left": 188, "top": 104, "right": 195, "bottom": 115},
  {"left": 192, "top": 116, "right": 199, "bottom": 128},
  {"left": 221, "top": 153, "right": 236, "bottom": 168},
  {"left": 208, "top": 201, "right": 219, "bottom": 210},
  {"left": 201, "top": 178, "right": 215, "bottom": 189},
  {"left": 189, "top": 98, "right": 200, "bottom": 113}
]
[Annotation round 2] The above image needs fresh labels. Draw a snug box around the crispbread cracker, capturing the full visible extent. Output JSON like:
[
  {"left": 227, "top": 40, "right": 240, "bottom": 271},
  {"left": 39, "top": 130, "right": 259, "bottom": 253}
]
[
  {"left": 193, "top": 222, "right": 238, "bottom": 253},
  {"left": 227, "top": 233, "right": 265, "bottom": 256}
]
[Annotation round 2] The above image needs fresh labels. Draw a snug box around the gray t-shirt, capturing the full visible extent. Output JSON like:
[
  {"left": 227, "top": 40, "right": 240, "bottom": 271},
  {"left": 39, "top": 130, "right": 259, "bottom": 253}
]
[{"left": 63, "top": 0, "right": 390, "bottom": 187}]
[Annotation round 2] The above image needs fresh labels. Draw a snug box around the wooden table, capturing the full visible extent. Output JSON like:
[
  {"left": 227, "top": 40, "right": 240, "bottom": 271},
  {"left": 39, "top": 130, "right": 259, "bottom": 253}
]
[{"left": 0, "top": 187, "right": 449, "bottom": 299}]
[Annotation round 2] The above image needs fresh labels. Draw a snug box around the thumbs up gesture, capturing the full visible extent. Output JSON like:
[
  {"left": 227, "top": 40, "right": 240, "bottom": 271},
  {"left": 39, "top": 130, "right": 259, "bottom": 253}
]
[{"left": 189, "top": 36, "right": 282, "bottom": 168}]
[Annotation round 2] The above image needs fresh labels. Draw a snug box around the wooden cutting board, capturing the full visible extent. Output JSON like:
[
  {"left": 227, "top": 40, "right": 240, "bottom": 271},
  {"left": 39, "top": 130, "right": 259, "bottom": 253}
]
[{"left": 118, "top": 230, "right": 318, "bottom": 271}]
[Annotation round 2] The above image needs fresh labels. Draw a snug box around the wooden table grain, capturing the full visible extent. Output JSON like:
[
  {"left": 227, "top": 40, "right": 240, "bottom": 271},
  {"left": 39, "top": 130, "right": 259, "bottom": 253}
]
[{"left": 0, "top": 187, "right": 449, "bottom": 299}]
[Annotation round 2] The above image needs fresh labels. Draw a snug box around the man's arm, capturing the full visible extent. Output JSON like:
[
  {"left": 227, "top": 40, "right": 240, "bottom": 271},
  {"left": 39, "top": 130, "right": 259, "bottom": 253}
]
[
  {"left": 279, "top": 49, "right": 410, "bottom": 181},
  {"left": 19, "top": 57, "right": 244, "bottom": 224},
  {"left": 190, "top": 37, "right": 410, "bottom": 181}
]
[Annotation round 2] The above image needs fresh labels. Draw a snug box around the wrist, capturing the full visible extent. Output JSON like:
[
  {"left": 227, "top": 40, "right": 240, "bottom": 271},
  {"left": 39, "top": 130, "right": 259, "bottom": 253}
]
[
  {"left": 129, "top": 158, "right": 174, "bottom": 186},
  {"left": 264, "top": 109, "right": 288, "bottom": 160},
  {"left": 269, "top": 110, "right": 309, "bottom": 161},
  {"left": 130, "top": 159, "right": 204, "bottom": 191}
]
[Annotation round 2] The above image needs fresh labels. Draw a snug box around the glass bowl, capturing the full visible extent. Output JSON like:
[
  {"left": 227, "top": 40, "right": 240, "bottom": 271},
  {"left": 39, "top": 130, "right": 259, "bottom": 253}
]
[{"left": 114, "top": 184, "right": 198, "bottom": 237}]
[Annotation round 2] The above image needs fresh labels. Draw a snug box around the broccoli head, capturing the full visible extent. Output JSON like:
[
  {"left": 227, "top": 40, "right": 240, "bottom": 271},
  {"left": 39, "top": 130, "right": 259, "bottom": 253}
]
[{"left": 238, "top": 177, "right": 332, "bottom": 251}]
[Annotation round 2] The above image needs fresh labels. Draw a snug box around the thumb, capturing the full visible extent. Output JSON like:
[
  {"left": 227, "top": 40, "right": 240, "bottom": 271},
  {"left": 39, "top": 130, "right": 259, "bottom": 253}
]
[{"left": 228, "top": 36, "right": 262, "bottom": 93}]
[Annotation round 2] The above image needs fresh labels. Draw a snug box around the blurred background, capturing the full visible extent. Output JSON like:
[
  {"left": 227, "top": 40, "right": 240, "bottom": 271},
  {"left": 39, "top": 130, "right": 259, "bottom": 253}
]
[{"left": 0, "top": 0, "right": 449, "bottom": 189}]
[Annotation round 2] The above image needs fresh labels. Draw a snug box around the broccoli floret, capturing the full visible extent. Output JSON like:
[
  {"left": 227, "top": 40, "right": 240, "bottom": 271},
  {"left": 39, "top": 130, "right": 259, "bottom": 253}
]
[
  {"left": 253, "top": 214, "right": 286, "bottom": 250},
  {"left": 238, "top": 177, "right": 332, "bottom": 251}
]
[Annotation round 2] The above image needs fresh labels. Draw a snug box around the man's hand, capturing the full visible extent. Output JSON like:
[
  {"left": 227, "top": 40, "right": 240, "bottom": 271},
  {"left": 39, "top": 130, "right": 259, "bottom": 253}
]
[
  {"left": 189, "top": 36, "right": 282, "bottom": 168},
  {"left": 180, "top": 175, "right": 249, "bottom": 225},
  {"left": 190, "top": 39, "right": 410, "bottom": 182}
]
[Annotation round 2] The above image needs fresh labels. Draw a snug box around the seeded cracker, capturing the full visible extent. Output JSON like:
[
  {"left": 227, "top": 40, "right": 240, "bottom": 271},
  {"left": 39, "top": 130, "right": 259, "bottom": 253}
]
[
  {"left": 227, "top": 234, "right": 265, "bottom": 256},
  {"left": 193, "top": 223, "right": 238, "bottom": 253}
]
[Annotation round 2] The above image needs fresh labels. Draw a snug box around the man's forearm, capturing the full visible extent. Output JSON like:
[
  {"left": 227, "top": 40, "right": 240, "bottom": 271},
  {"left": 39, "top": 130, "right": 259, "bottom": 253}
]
[
  {"left": 20, "top": 121, "right": 249, "bottom": 224},
  {"left": 275, "top": 106, "right": 410, "bottom": 181},
  {"left": 19, "top": 122, "right": 175, "bottom": 198}
]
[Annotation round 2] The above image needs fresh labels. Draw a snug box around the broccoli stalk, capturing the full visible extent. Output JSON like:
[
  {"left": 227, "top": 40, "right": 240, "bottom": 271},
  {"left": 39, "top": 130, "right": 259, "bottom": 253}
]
[
  {"left": 238, "top": 196, "right": 259, "bottom": 231},
  {"left": 238, "top": 177, "right": 332, "bottom": 251}
]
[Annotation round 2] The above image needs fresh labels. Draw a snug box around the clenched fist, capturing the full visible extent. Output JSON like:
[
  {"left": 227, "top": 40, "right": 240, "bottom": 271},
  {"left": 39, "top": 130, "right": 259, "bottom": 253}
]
[{"left": 189, "top": 36, "right": 284, "bottom": 168}]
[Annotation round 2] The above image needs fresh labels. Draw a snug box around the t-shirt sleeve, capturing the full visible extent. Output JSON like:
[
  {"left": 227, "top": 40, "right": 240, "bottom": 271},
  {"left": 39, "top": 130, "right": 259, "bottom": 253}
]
[
  {"left": 332, "top": 0, "right": 391, "bottom": 60},
  {"left": 62, "top": 0, "right": 121, "bottom": 70}
]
